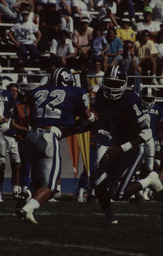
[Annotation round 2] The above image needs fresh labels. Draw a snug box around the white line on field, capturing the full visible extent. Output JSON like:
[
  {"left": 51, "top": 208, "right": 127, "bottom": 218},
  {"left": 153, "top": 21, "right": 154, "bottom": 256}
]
[
  {"left": 0, "top": 211, "right": 161, "bottom": 218},
  {"left": 36, "top": 211, "right": 162, "bottom": 218},
  {"left": 0, "top": 237, "right": 147, "bottom": 256}
]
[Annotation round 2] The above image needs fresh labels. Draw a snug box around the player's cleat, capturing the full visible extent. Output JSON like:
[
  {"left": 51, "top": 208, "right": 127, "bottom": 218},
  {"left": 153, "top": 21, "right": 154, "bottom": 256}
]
[
  {"left": 101, "top": 217, "right": 118, "bottom": 225},
  {"left": 102, "top": 206, "right": 118, "bottom": 224},
  {"left": 54, "top": 190, "right": 61, "bottom": 198},
  {"left": 141, "top": 194, "right": 150, "bottom": 201},
  {"left": 16, "top": 208, "right": 37, "bottom": 224},
  {"left": 141, "top": 188, "right": 150, "bottom": 201},
  {"left": 148, "top": 172, "right": 163, "bottom": 193},
  {"left": 77, "top": 197, "right": 86, "bottom": 203},
  {"left": 13, "top": 191, "right": 19, "bottom": 200},
  {"left": 107, "top": 218, "right": 118, "bottom": 224},
  {"left": 19, "top": 190, "right": 31, "bottom": 201},
  {"left": 48, "top": 198, "right": 59, "bottom": 203},
  {"left": 16, "top": 190, "right": 31, "bottom": 209}
]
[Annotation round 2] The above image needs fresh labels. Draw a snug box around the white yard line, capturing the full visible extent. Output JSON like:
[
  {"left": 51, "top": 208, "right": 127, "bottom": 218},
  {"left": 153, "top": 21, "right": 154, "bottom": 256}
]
[
  {"left": 0, "top": 237, "right": 147, "bottom": 256},
  {"left": 0, "top": 210, "right": 161, "bottom": 218}
]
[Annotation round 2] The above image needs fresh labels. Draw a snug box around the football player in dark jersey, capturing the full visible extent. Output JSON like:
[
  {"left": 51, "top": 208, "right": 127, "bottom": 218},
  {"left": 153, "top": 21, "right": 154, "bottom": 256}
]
[
  {"left": 16, "top": 67, "right": 95, "bottom": 224},
  {"left": 92, "top": 66, "right": 163, "bottom": 224}
]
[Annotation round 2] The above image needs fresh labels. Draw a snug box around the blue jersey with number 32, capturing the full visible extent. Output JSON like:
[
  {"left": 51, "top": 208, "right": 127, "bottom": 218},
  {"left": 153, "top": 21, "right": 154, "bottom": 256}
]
[{"left": 29, "top": 86, "right": 89, "bottom": 128}]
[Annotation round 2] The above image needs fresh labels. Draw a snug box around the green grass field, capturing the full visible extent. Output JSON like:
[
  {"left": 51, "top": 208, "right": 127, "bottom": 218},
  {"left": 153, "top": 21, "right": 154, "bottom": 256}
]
[{"left": 0, "top": 194, "right": 162, "bottom": 256}]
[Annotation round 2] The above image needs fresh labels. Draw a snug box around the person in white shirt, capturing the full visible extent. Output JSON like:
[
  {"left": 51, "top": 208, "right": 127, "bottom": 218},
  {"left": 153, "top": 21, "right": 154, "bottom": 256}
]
[
  {"left": 145, "top": 0, "right": 163, "bottom": 25},
  {"left": 8, "top": 10, "right": 41, "bottom": 67},
  {"left": 71, "top": 0, "right": 94, "bottom": 20},
  {"left": 136, "top": 6, "right": 160, "bottom": 41},
  {"left": 155, "top": 30, "right": 163, "bottom": 85},
  {"left": 87, "top": 58, "right": 104, "bottom": 94},
  {"left": 95, "top": 0, "right": 118, "bottom": 27},
  {"left": 50, "top": 28, "right": 76, "bottom": 67}
]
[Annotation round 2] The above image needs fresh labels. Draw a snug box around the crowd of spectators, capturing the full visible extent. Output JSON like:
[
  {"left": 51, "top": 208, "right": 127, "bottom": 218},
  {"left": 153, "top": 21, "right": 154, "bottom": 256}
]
[{"left": 0, "top": 0, "right": 163, "bottom": 87}]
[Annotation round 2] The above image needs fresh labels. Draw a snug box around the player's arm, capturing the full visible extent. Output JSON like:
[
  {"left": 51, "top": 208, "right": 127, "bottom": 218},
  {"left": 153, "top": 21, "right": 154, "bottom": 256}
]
[
  {"left": 105, "top": 105, "right": 152, "bottom": 160},
  {"left": 104, "top": 124, "right": 152, "bottom": 160},
  {"left": 10, "top": 117, "right": 28, "bottom": 134},
  {"left": 157, "top": 120, "right": 163, "bottom": 176},
  {"left": 59, "top": 108, "right": 95, "bottom": 139},
  {"left": 71, "top": 108, "right": 95, "bottom": 135},
  {"left": 157, "top": 120, "right": 163, "bottom": 148}
]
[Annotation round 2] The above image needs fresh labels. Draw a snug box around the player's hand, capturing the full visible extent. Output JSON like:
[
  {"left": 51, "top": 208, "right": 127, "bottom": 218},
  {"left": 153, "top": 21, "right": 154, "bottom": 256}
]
[
  {"left": 104, "top": 146, "right": 123, "bottom": 160},
  {"left": 0, "top": 122, "right": 10, "bottom": 133}
]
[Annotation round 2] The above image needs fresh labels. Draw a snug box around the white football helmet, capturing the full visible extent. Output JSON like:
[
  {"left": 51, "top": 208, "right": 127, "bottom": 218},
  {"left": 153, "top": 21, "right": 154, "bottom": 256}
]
[
  {"left": 51, "top": 67, "right": 74, "bottom": 87},
  {"left": 140, "top": 87, "right": 156, "bottom": 109},
  {"left": 102, "top": 66, "right": 127, "bottom": 100}
]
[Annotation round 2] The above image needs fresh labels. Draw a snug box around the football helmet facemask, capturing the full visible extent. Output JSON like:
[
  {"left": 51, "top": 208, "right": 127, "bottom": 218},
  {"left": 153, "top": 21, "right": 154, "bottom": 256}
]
[
  {"left": 102, "top": 66, "right": 127, "bottom": 100},
  {"left": 51, "top": 67, "right": 74, "bottom": 87},
  {"left": 140, "top": 86, "right": 156, "bottom": 109}
]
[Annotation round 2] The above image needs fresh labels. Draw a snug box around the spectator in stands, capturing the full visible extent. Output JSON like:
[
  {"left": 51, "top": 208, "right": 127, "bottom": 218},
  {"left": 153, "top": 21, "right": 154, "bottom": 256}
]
[
  {"left": 55, "top": 0, "right": 74, "bottom": 36},
  {"left": 144, "top": 0, "right": 163, "bottom": 25},
  {"left": 38, "top": 0, "right": 62, "bottom": 52},
  {"left": 90, "top": 25, "right": 109, "bottom": 71},
  {"left": 110, "top": 40, "right": 141, "bottom": 93},
  {"left": 8, "top": 10, "right": 41, "bottom": 67},
  {"left": 72, "top": 16, "right": 93, "bottom": 61},
  {"left": 0, "top": 0, "right": 18, "bottom": 22},
  {"left": 87, "top": 58, "right": 104, "bottom": 96},
  {"left": 14, "top": 0, "right": 34, "bottom": 22},
  {"left": 116, "top": 18, "right": 136, "bottom": 44},
  {"left": 104, "top": 27, "right": 123, "bottom": 70},
  {"left": 50, "top": 28, "right": 76, "bottom": 68},
  {"left": 0, "top": 0, "right": 34, "bottom": 23},
  {"left": 155, "top": 30, "right": 163, "bottom": 85},
  {"left": 16, "top": 66, "right": 33, "bottom": 85},
  {"left": 100, "top": 16, "right": 112, "bottom": 38},
  {"left": 40, "top": 58, "right": 56, "bottom": 86},
  {"left": 136, "top": 6, "right": 160, "bottom": 41},
  {"left": 73, "top": 58, "right": 90, "bottom": 92},
  {"left": 95, "top": 0, "right": 119, "bottom": 28},
  {"left": 116, "top": 0, "right": 137, "bottom": 29},
  {"left": 134, "top": 29, "right": 158, "bottom": 85},
  {"left": 71, "top": 0, "right": 94, "bottom": 26}
]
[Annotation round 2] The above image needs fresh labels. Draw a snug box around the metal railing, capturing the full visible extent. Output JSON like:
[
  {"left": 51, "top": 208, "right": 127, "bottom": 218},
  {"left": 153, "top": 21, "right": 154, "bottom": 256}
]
[{"left": 1, "top": 71, "right": 163, "bottom": 101}]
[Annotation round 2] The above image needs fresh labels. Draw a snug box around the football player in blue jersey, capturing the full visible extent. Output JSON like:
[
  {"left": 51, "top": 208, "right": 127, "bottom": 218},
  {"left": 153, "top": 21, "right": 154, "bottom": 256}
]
[
  {"left": 16, "top": 67, "right": 95, "bottom": 224},
  {"left": 92, "top": 66, "right": 163, "bottom": 224},
  {"left": 137, "top": 87, "right": 163, "bottom": 200},
  {"left": 0, "top": 84, "right": 16, "bottom": 202}
]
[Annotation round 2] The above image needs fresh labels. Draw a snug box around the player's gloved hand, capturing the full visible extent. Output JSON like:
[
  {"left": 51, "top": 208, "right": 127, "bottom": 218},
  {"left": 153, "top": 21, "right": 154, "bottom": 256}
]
[
  {"left": 28, "top": 125, "right": 32, "bottom": 132},
  {"left": 104, "top": 146, "right": 123, "bottom": 160},
  {"left": 0, "top": 122, "right": 10, "bottom": 133}
]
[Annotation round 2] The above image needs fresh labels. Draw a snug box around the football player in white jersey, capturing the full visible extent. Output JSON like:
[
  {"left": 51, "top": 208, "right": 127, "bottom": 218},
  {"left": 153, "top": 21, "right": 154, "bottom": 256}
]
[
  {"left": 16, "top": 67, "right": 95, "bottom": 224},
  {"left": 0, "top": 84, "right": 16, "bottom": 202},
  {"left": 92, "top": 66, "right": 163, "bottom": 224},
  {"left": 136, "top": 87, "right": 163, "bottom": 200}
]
